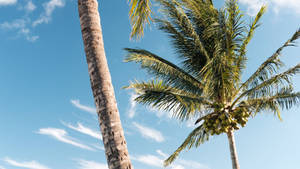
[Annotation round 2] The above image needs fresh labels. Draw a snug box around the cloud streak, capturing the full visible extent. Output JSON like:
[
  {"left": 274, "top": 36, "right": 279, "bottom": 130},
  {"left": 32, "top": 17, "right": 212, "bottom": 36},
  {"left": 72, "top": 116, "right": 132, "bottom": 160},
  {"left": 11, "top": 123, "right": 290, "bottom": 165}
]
[
  {"left": 239, "top": 0, "right": 300, "bottom": 16},
  {"left": 70, "top": 99, "right": 96, "bottom": 115},
  {"left": 128, "top": 93, "right": 137, "bottom": 118},
  {"left": 77, "top": 160, "right": 108, "bottom": 169},
  {"left": 32, "top": 0, "right": 65, "bottom": 27},
  {"left": 24, "top": 1, "right": 36, "bottom": 12},
  {"left": 62, "top": 121, "right": 102, "bottom": 140},
  {"left": 133, "top": 150, "right": 210, "bottom": 169},
  {"left": 38, "top": 128, "right": 94, "bottom": 151},
  {"left": 0, "top": 18, "right": 39, "bottom": 42},
  {"left": 0, "top": 0, "right": 16, "bottom": 6},
  {"left": 4, "top": 157, "right": 51, "bottom": 169},
  {"left": 132, "top": 154, "right": 162, "bottom": 168},
  {"left": 133, "top": 122, "right": 164, "bottom": 142}
]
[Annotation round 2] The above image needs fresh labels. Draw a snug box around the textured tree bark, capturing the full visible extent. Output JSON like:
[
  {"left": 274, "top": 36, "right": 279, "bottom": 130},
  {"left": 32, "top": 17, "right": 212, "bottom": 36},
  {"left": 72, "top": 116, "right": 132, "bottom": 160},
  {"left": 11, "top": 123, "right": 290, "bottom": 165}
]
[
  {"left": 227, "top": 130, "right": 240, "bottom": 169},
  {"left": 78, "top": 0, "right": 133, "bottom": 169}
]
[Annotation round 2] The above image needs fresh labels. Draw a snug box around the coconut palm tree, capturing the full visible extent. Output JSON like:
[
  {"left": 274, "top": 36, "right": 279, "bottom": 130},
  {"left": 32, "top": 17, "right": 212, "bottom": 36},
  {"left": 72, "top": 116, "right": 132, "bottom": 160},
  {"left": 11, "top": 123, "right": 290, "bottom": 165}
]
[
  {"left": 77, "top": 0, "right": 153, "bottom": 168},
  {"left": 124, "top": 0, "right": 300, "bottom": 169}
]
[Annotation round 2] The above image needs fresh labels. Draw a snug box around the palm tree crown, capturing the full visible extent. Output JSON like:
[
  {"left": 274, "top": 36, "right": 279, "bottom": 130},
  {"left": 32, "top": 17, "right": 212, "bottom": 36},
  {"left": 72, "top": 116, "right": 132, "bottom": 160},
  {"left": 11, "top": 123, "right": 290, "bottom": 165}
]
[{"left": 125, "top": 0, "right": 300, "bottom": 168}]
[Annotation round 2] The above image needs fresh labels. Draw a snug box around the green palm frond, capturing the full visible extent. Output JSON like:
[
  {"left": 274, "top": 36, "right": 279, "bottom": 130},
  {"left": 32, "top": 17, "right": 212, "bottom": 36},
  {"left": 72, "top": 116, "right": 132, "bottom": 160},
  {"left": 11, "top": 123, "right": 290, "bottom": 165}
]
[
  {"left": 156, "top": 0, "right": 215, "bottom": 76},
  {"left": 200, "top": 43, "right": 239, "bottom": 102},
  {"left": 126, "top": 80, "right": 212, "bottom": 120},
  {"left": 239, "top": 28, "right": 300, "bottom": 91},
  {"left": 164, "top": 124, "right": 209, "bottom": 166},
  {"left": 234, "top": 64, "right": 300, "bottom": 104},
  {"left": 154, "top": 18, "right": 209, "bottom": 77},
  {"left": 246, "top": 89, "right": 300, "bottom": 112},
  {"left": 129, "top": 0, "right": 152, "bottom": 39},
  {"left": 125, "top": 0, "right": 300, "bottom": 166},
  {"left": 235, "top": 6, "right": 266, "bottom": 82},
  {"left": 226, "top": 0, "right": 244, "bottom": 53},
  {"left": 124, "top": 48, "right": 203, "bottom": 94}
]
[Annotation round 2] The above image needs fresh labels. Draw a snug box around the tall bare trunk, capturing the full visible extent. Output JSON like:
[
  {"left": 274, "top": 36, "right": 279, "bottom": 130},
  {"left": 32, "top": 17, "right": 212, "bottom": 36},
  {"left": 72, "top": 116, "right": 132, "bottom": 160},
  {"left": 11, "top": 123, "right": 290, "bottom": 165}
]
[
  {"left": 78, "top": 0, "right": 133, "bottom": 168},
  {"left": 227, "top": 130, "right": 240, "bottom": 169}
]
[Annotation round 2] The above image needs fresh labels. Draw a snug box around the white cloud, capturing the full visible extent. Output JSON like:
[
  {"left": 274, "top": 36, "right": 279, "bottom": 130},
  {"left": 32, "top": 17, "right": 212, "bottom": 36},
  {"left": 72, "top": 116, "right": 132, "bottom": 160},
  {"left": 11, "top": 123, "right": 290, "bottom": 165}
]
[
  {"left": 156, "top": 149, "right": 168, "bottom": 158},
  {"left": 77, "top": 160, "right": 108, "bottom": 169},
  {"left": 133, "top": 122, "right": 165, "bottom": 142},
  {"left": 0, "top": 0, "right": 16, "bottom": 6},
  {"left": 32, "top": 0, "right": 65, "bottom": 27},
  {"left": 25, "top": 1, "right": 36, "bottom": 12},
  {"left": 239, "top": 0, "right": 300, "bottom": 16},
  {"left": 157, "top": 150, "right": 210, "bottom": 169},
  {"left": 4, "top": 158, "right": 51, "bottom": 169},
  {"left": 128, "top": 93, "right": 137, "bottom": 118},
  {"left": 70, "top": 99, "right": 97, "bottom": 115},
  {"left": 91, "top": 144, "right": 105, "bottom": 151},
  {"left": 0, "top": 19, "right": 26, "bottom": 29},
  {"left": 0, "top": 166, "right": 6, "bottom": 169},
  {"left": 148, "top": 106, "right": 173, "bottom": 118},
  {"left": 0, "top": 18, "right": 39, "bottom": 42},
  {"left": 62, "top": 121, "right": 102, "bottom": 140},
  {"left": 38, "top": 128, "right": 94, "bottom": 151},
  {"left": 133, "top": 150, "right": 210, "bottom": 169},
  {"left": 177, "top": 159, "right": 210, "bottom": 169},
  {"left": 132, "top": 154, "right": 163, "bottom": 167}
]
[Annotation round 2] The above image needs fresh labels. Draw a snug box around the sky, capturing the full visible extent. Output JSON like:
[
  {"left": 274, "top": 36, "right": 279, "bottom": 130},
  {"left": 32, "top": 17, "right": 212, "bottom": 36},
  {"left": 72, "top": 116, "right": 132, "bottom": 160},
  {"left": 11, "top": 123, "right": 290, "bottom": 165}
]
[{"left": 0, "top": 0, "right": 299, "bottom": 169}]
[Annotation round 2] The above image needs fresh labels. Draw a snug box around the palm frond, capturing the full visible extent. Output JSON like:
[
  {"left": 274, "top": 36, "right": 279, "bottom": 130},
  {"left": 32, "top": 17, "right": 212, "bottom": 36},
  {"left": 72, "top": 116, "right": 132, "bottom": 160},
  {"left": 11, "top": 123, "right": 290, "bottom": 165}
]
[
  {"left": 157, "top": 0, "right": 213, "bottom": 75},
  {"left": 124, "top": 48, "right": 203, "bottom": 94},
  {"left": 154, "top": 18, "right": 209, "bottom": 77},
  {"left": 126, "top": 80, "right": 212, "bottom": 120},
  {"left": 239, "top": 28, "right": 300, "bottom": 91},
  {"left": 233, "top": 63, "right": 300, "bottom": 105},
  {"left": 244, "top": 89, "right": 300, "bottom": 119},
  {"left": 235, "top": 6, "right": 266, "bottom": 83},
  {"left": 226, "top": 0, "right": 244, "bottom": 54},
  {"left": 245, "top": 88, "right": 300, "bottom": 111},
  {"left": 129, "top": 0, "right": 152, "bottom": 39},
  {"left": 164, "top": 124, "right": 209, "bottom": 166}
]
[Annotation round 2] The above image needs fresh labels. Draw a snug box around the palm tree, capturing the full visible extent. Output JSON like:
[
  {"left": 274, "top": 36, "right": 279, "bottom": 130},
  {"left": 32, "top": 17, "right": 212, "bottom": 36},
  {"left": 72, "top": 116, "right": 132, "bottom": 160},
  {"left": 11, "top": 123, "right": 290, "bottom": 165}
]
[
  {"left": 124, "top": 0, "right": 300, "bottom": 169},
  {"left": 77, "top": 0, "right": 153, "bottom": 168}
]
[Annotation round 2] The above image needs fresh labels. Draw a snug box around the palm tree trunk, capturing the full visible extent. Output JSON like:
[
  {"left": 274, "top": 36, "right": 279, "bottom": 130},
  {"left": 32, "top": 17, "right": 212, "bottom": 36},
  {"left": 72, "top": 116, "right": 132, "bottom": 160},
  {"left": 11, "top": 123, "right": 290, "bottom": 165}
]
[
  {"left": 78, "top": 0, "right": 133, "bottom": 169},
  {"left": 227, "top": 130, "right": 240, "bottom": 169}
]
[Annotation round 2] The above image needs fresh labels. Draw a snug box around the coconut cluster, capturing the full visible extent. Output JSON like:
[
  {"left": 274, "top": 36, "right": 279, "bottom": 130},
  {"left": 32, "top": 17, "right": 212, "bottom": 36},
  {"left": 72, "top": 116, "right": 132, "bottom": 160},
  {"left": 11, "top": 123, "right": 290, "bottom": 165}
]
[{"left": 203, "top": 107, "right": 251, "bottom": 135}]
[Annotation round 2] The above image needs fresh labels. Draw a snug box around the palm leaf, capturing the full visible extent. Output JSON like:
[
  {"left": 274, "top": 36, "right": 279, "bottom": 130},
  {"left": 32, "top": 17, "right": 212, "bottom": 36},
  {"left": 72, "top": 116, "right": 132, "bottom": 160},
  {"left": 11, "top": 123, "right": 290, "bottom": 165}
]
[
  {"left": 164, "top": 124, "right": 209, "bottom": 166},
  {"left": 235, "top": 6, "right": 266, "bottom": 85},
  {"left": 129, "top": 0, "right": 152, "bottom": 39},
  {"left": 126, "top": 80, "right": 212, "bottom": 120},
  {"left": 233, "top": 63, "right": 300, "bottom": 105},
  {"left": 124, "top": 48, "right": 204, "bottom": 94},
  {"left": 239, "top": 28, "right": 300, "bottom": 91}
]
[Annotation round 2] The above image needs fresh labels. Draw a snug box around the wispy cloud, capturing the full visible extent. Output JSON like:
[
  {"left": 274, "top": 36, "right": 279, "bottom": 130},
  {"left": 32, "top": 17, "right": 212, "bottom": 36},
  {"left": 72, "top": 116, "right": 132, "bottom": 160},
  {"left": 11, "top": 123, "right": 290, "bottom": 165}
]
[
  {"left": 0, "top": 165, "right": 6, "bottom": 169},
  {"left": 0, "top": 0, "right": 17, "bottom": 6},
  {"left": 0, "top": 19, "right": 26, "bottom": 29},
  {"left": 128, "top": 93, "right": 137, "bottom": 118},
  {"left": 0, "top": 18, "right": 39, "bottom": 42},
  {"left": 38, "top": 128, "right": 94, "bottom": 151},
  {"left": 91, "top": 143, "right": 105, "bottom": 151},
  {"left": 0, "top": 0, "right": 66, "bottom": 41},
  {"left": 77, "top": 160, "right": 108, "bottom": 169},
  {"left": 32, "top": 0, "right": 65, "bottom": 27},
  {"left": 24, "top": 0, "right": 36, "bottom": 12},
  {"left": 4, "top": 157, "right": 51, "bottom": 169},
  {"left": 70, "top": 99, "right": 96, "bottom": 115},
  {"left": 132, "top": 154, "right": 162, "bottom": 168},
  {"left": 133, "top": 122, "right": 164, "bottom": 142},
  {"left": 62, "top": 121, "right": 102, "bottom": 140},
  {"left": 133, "top": 150, "right": 210, "bottom": 169},
  {"left": 239, "top": 0, "right": 300, "bottom": 16}
]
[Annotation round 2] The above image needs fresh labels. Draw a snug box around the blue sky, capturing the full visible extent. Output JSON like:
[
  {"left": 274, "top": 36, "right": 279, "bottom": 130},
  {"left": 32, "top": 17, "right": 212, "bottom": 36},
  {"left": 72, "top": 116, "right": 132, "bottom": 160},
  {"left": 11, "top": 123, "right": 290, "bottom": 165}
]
[{"left": 0, "top": 0, "right": 299, "bottom": 169}]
